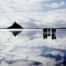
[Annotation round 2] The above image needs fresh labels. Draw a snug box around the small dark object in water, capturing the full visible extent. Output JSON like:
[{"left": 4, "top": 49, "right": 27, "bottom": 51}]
[
  {"left": 52, "top": 28, "right": 56, "bottom": 39},
  {"left": 43, "top": 28, "right": 47, "bottom": 39}
]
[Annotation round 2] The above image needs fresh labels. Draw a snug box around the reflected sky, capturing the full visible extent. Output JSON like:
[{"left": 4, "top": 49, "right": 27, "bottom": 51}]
[{"left": 0, "top": 0, "right": 66, "bottom": 66}]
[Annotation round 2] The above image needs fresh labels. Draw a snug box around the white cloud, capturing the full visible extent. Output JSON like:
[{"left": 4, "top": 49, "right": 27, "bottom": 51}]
[
  {"left": 45, "top": 2, "right": 65, "bottom": 8},
  {"left": 0, "top": 9, "right": 66, "bottom": 28},
  {"left": 0, "top": 0, "right": 45, "bottom": 12},
  {"left": 0, "top": 0, "right": 66, "bottom": 28}
]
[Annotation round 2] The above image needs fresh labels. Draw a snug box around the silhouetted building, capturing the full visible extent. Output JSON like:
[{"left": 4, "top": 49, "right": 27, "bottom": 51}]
[{"left": 7, "top": 22, "right": 23, "bottom": 36}]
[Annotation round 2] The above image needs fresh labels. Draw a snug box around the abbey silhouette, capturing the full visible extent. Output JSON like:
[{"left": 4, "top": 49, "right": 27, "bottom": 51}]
[
  {"left": 7, "top": 22, "right": 23, "bottom": 29},
  {"left": 7, "top": 22, "right": 23, "bottom": 36}
]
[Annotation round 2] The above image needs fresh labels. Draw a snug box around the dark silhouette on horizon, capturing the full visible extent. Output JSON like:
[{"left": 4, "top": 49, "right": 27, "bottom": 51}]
[{"left": 7, "top": 22, "right": 23, "bottom": 36}]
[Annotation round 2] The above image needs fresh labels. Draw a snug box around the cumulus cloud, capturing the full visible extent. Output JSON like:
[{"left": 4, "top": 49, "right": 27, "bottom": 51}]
[
  {"left": 45, "top": 2, "right": 65, "bottom": 8},
  {"left": 0, "top": 0, "right": 66, "bottom": 28}
]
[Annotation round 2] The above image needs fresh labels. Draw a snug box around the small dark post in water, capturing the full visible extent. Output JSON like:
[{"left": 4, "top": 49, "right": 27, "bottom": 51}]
[
  {"left": 43, "top": 28, "right": 47, "bottom": 39},
  {"left": 47, "top": 28, "right": 50, "bottom": 36},
  {"left": 52, "top": 28, "right": 56, "bottom": 39}
]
